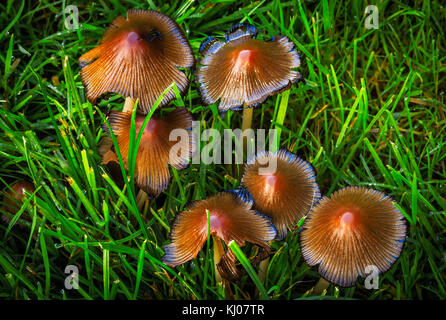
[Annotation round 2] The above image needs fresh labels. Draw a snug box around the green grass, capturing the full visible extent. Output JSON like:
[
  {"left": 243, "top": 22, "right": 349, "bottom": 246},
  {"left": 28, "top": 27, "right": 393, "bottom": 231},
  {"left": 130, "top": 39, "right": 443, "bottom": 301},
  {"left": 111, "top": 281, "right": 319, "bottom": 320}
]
[{"left": 0, "top": 0, "right": 445, "bottom": 300}]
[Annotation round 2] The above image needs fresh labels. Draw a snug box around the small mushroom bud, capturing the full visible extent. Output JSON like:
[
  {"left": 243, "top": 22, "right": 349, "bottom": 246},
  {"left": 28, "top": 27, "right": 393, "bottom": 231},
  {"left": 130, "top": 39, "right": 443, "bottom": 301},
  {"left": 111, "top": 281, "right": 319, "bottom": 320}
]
[{"left": 2, "top": 181, "right": 35, "bottom": 224}]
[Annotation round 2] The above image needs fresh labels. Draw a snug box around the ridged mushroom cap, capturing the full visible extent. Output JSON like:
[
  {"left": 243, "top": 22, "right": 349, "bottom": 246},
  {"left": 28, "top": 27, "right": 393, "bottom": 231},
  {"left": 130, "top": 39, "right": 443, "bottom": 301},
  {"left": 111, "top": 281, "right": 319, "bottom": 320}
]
[
  {"left": 163, "top": 192, "right": 276, "bottom": 280},
  {"left": 241, "top": 149, "right": 320, "bottom": 239},
  {"left": 196, "top": 24, "right": 301, "bottom": 112},
  {"left": 300, "top": 187, "right": 407, "bottom": 287},
  {"left": 79, "top": 9, "right": 194, "bottom": 114},
  {"left": 102, "top": 107, "right": 195, "bottom": 197}
]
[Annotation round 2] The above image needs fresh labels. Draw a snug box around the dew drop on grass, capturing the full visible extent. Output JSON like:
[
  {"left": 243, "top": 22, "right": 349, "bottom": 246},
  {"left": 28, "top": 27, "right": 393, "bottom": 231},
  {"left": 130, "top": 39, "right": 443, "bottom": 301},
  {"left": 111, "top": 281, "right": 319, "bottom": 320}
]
[{"left": 54, "top": 243, "right": 62, "bottom": 248}]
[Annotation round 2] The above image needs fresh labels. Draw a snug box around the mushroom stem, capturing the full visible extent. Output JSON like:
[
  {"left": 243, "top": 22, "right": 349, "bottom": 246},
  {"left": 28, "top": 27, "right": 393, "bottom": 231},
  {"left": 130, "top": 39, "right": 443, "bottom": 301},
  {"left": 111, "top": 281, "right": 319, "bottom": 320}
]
[
  {"left": 241, "top": 105, "right": 253, "bottom": 131},
  {"left": 122, "top": 97, "right": 136, "bottom": 113},
  {"left": 213, "top": 235, "right": 225, "bottom": 283},
  {"left": 136, "top": 189, "right": 148, "bottom": 211},
  {"left": 312, "top": 278, "right": 330, "bottom": 295},
  {"left": 257, "top": 256, "right": 269, "bottom": 284},
  {"left": 241, "top": 103, "right": 253, "bottom": 156}
]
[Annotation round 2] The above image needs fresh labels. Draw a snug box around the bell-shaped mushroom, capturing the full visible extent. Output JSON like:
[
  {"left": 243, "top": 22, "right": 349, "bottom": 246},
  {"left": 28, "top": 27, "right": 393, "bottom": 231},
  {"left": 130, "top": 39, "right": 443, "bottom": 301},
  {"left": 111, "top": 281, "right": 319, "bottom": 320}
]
[
  {"left": 196, "top": 23, "right": 300, "bottom": 112},
  {"left": 79, "top": 9, "right": 195, "bottom": 114},
  {"left": 102, "top": 107, "right": 194, "bottom": 197},
  {"left": 163, "top": 191, "right": 276, "bottom": 281},
  {"left": 241, "top": 149, "right": 320, "bottom": 240},
  {"left": 300, "top": 186, "right": 407, "bottom": 287}
]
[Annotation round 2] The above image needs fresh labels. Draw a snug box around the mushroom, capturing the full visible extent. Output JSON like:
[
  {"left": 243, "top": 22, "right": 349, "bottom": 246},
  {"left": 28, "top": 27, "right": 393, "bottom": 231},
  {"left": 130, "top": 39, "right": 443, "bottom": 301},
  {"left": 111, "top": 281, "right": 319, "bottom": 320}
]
[
  {"left": 241, "top": 149, "right": 320, "bottom": 240},
  {"left": 80, "top": 10, "right": 195, "bottom": 202},
  {"left": 79, "top": 9, "right": 195, "bottom": 114},
  {"left": 101, "top": 107, "right": 194, "bottom": 197},
  {"left": 163, "top": 191, "right": 276, "bottom": 282},
  {"left": 300, "top": 186, "right": 407, "bottom": 288},
  {"left": 2, "top": 181, "right": 35, "bottom": 224},
  {"left": 196, "top": 23, "right": 300, "bottom": 130}
]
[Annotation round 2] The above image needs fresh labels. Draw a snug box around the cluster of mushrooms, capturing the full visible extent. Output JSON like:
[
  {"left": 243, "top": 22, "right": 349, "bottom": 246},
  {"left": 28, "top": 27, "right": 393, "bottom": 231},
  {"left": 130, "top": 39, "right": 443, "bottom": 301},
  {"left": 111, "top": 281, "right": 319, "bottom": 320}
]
[{"left": 2, "top": 9, "right": 407, "bottom": 293}]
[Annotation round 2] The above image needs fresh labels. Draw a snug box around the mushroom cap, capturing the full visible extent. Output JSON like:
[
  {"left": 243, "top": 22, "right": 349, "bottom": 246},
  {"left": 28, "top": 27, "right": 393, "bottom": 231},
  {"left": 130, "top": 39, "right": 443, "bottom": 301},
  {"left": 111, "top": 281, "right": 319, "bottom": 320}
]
[
  {"left": 2, "top": 181, "right": 35, "bottom": 223},
  {"left": 102, "top": 107, "right": 194, "bottom": 196},
  {"left": 196, "top": 24, "right": 300, "bottom": 112},
  {"left": 163, "top": 192, "right": 276, "bottom": 277},
  {"left": 79, "top": 9, "right": 194, "bottom": 114},
  {"left": 300, "top": 187, "right": 407, "bottom": 287},
  {"left": 241, "top": 149, "right": 320, "bottom": 240}
]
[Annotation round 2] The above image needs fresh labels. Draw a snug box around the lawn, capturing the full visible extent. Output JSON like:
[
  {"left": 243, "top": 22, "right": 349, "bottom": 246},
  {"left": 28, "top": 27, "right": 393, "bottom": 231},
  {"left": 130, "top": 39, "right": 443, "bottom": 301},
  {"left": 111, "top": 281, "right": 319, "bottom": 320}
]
[{"left": 0, "top": 0, "right": 445, "bottom": 300}]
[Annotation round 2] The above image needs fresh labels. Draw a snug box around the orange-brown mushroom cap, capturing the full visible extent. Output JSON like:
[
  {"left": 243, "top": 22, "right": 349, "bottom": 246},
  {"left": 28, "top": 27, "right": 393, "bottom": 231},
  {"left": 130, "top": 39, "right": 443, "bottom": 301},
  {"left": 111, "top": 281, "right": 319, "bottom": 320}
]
[
  {"left": 102, "top": 107, "right": 194, "bottom": 197},
  {"left": 300, "top": 187, "right": 407, "bottom": 287},
  {"left": 196, "top": 24, "right": 300, "bottom": 112},
  {"left": 163, "top": 192, "right": 276, "bottom": 279},
  {"left": 2, "top": 181, "right": 35, "bottom": 223},
  {"left": 79, "top": 9, "right": 194, "bottom": 114},
  {"left": 241, "top": 149, "right": 320, "bottom": 240}
]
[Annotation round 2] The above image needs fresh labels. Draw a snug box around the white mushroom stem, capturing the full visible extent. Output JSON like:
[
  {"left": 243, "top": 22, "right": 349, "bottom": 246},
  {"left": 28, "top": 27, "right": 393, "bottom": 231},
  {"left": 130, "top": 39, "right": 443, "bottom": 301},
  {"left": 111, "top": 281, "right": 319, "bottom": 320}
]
[
  {"left": 241, "top": 103, "right": 254, "bottom": 157},
  {"left": 122, "top": 96, "right": 136, "bottom": 112}
]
